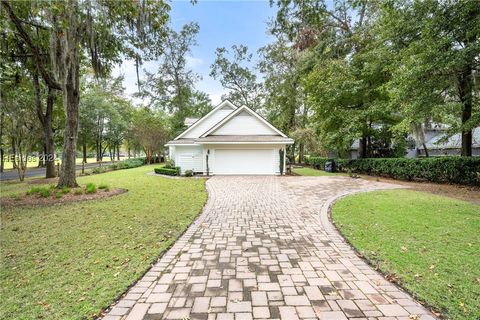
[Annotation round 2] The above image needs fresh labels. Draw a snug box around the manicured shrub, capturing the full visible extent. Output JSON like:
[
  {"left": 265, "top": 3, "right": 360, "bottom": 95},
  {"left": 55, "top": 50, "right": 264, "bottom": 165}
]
[
  {"left": 306, "top": 157, "right": 330, "bottom": 170},
  {"left": 154, "top": 167, "right": 180, "bottom": 176},
  {"left": 92, "top": 167, "right": 107, "bottom": 174},
  {"left": 98, "top": 183, "right": 109, "bottom": 191},
  {"left": 86, "top": 183, "right": 97, "bottom": 194},
  {"left": 184, "top": 170, "right": 193, "bottom": 177},
  {"left": 331, "top": 156, "right": 479, "bottom": 185}
]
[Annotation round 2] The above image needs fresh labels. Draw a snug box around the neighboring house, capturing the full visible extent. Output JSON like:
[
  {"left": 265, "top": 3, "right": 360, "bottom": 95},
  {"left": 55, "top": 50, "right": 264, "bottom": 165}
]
[
  {"left": 416, "top": 127, "right": 480, "bottom": 157},
  {"left": 166, "top": 100, "right": 294, "bottom": 175},
  {"left": 345, "top": 124, "right": 480, "bottom": 159}
]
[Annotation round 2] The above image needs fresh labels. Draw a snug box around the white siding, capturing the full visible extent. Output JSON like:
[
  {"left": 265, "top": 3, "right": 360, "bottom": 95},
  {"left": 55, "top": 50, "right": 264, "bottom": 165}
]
[
  {"left": 211, "top": 112, "right": 277, "bottom": 136},
  {"left": 174, "top": 146, "right": 203, "bottom": 173},
  {"left": 183, "top": 109, "right": 234, "bottom": 138},
  {"left": 213, "top": 149, "right": 275, "bottom": 175},
  {"left": 203, "top": 144, "right": 285, "bottom": 175}
]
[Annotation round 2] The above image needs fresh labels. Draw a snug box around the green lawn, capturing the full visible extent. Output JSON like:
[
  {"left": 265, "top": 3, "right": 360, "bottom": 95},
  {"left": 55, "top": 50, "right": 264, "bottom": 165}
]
[
  {"left": 332, "top": 189, "right": 480, "bottom": 320},
  {"left": 293, "top": 166, "right": 343, "bottom": 176},
  {"left": 0, "top": 165, "right": 207, "bottom": 319}
]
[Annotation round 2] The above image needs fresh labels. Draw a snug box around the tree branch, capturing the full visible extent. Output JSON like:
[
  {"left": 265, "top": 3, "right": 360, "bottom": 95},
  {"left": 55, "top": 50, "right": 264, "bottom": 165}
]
[{"left": 1, "top": 0, "right": 61, "bottom": 90}]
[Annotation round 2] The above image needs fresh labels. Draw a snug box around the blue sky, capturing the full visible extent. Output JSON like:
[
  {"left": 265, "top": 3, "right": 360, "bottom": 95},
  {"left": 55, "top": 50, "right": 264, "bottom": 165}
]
[{"left": 116, "top": 0, "right": 276, "bottom": 105}]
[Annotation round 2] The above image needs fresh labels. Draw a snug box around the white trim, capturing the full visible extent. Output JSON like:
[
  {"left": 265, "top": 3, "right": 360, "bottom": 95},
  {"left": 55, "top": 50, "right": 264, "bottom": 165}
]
[
  {"left": 198, "top": 141, "right": 293, "bottom": 145},
  {"left": 200, "top": 105, "right": 288, "bottom": 138},
  {"left": 165, "top": 143, "right": 197, "bottom": 146},
  {"left": 173, "top": 100, "right": 238, "bottom": 140}
]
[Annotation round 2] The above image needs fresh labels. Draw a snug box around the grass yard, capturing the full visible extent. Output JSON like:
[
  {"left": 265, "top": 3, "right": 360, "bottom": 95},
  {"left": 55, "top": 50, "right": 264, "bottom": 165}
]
[
  {"left": 332, "top": 189, "right": 480, "bottom": 320},
  {"left": 293, "top": 166, "right": 343, "bottom": 176},
  {"left": 0, "top": 165, "right": 207, "bottom": 319}
]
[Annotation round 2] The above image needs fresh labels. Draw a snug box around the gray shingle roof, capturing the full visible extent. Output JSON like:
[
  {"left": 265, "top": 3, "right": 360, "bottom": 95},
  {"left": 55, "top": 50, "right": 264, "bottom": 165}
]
[{"left": 166, "top": 135, "right": 293, "bottom": 145}]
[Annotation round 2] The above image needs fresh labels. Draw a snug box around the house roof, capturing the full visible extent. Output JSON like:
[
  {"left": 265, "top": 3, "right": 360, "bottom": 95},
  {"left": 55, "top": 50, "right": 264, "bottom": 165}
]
[
  {"left": 197, "top": 135, "right": 294, "bottom": 143},
  {"left": 166, "top": 135, "right": 293, "bottom": 146},
  {"left": 200, "top": 105, "right": 288, "bottom": 138},
  {"left": 167, "top": 100, "right": 293, "bottom": 146},
  {"left": 173, "top": 100, "right": 238, "bottom": 140},
  {"left": 425, "top": 128, "right": 480, "bottom": 149}
]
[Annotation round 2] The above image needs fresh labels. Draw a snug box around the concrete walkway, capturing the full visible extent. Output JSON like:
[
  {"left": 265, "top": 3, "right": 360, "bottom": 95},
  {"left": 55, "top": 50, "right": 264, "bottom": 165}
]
[{"left": 102, "top": 176, "right": 436, "bottom": 320}]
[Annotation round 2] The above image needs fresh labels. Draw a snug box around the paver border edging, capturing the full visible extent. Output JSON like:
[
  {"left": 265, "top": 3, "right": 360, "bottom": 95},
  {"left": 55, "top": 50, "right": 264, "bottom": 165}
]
[
  {"left": 99, "top": 178, "right": 212, "bottom": 319},
  {"left": 319, "top": 187, "right": 442, "bottom": 320}
]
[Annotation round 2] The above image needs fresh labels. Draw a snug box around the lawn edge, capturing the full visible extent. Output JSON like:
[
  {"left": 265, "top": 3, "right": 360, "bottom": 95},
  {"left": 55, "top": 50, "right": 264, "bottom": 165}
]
[
  {"left": 323, "top": 188, "right": 445, "bottom": 319},
  {"left": 98, "top": 177, "right": 211, "bottom": 319}
]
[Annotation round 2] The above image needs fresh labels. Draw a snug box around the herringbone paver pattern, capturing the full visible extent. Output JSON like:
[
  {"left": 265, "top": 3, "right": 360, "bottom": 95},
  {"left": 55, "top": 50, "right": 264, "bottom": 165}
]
[{"left": 102, "top": 176, "right": 436, "bottom": 320}]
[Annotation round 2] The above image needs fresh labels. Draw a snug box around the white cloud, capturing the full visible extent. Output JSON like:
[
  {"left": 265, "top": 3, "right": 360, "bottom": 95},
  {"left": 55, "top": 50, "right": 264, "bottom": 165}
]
[{"left": 185, "top": 56, "right": 203, "bottom": 69}]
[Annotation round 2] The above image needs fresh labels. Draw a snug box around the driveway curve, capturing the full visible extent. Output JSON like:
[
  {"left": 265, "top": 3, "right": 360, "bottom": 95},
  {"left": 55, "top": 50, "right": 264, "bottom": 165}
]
[{"left": 103, "top": 176, "right": 436, "bottom": 320}]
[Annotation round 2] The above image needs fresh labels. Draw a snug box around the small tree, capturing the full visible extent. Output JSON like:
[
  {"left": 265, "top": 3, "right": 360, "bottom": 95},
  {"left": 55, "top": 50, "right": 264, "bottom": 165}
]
[{"left": 131, "top": 108, "right": 170, "bottom": 164}]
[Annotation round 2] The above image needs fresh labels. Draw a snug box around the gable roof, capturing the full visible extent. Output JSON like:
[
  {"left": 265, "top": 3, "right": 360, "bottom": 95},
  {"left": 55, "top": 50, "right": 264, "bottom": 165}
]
[
  {"left": 200, "top": 105, "right": 288, "bottom": 138},
  {"left": 173, "top": 100, "right": 238, "bottom": 140}
]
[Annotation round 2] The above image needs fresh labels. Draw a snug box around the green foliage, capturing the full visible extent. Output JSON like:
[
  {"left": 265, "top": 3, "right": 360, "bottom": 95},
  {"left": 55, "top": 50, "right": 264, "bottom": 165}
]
[
  {"left": 184, "top": 170, "right": 193, "bottom": 177},
  {"left": 26, "top": 186, "right": 52, "bottom": 198},
  {"left": 98, "top": 183, "right": 109, "bottom": 190},
  {"left": 333, "top": 157, "right": 479, "bottom": 185},
  {"left": 73, "top": 189, "right": 83, "bottom": 196},
  {"left": 55, "top": 191, "right": 63, "bottom": 199},
  {"left": 110, "top": 158, "right": 144, "bottom": 170},
  {"left": 154, "top": 167, "right": 180, "bottom": 176},
  {"left": 61, "top": 187, "right": 71, "bottom": 194},
  {"left": 85, "top": 183, "right": 97, "bottom": 194},
  {"left": 210, "top": 45, "right": 263, "bottom": 109},
  {"left": 333, "top": 190, "right": 480, "bottom": 320},
  {"left": 91, "top": 167, "right": 108, "bottom": 174}
]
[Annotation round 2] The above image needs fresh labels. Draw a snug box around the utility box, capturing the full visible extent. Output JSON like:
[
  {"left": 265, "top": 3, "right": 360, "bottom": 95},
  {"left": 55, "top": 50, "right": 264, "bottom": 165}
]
[{"left": 324, "top": 160, "right": 336, "bottom": 173}]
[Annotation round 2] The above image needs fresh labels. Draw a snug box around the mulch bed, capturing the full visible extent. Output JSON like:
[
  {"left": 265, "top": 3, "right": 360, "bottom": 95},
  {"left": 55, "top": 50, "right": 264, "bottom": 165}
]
[
  {"left": 1, "top": 188, "right": 128, "bottom": 209},
  {"left": 359, "top": 175, "right": 480, "bottom": 205}
]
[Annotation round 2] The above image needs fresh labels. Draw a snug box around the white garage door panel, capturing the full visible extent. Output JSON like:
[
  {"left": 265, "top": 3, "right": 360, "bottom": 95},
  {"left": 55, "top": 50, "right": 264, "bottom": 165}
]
[{"left": 214, "top": 149, "right": 275, "bottom": 175}]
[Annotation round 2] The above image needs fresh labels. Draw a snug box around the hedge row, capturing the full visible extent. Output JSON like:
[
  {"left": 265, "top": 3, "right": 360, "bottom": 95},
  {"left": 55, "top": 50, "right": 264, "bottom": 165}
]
[
  {"left": 154, "top": 167, "right": 180, "bottom": 176},
  {"left": 91, "top": 158, "right": 144, "bottom": 174},
  {"left": 307, "top": 156, "right": 480, "bottom": 185}
]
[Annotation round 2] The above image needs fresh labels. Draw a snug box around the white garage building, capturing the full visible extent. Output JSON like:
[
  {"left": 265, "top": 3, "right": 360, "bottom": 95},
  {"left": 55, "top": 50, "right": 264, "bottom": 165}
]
[{"left": 166, "top": 100, "right": 294, "bottom": 175}]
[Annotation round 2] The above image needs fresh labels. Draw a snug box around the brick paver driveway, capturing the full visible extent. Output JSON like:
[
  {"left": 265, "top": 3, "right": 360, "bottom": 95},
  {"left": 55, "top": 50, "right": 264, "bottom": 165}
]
[{"left": 103, "top": 176, "right": 436, "bottom": 320}]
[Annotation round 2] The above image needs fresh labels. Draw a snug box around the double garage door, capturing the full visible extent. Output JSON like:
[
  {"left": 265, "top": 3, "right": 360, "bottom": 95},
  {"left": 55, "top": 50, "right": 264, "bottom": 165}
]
[{"left": 214, "top": 149, "right": 276, "bottom": 175}]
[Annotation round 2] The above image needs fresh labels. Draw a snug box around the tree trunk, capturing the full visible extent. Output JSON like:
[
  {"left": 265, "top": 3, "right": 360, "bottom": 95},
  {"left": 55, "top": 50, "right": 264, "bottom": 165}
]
[
  {"left": 359, "top": 136, "right": 367, "bottom": 159},
  {"left": 57, "top": 10, "right": 81, "bottom": 188},
  {"left": 82, "top": 142, "right": 87, "bottom": 163},
  {"left": 116, "top": 144, "right": 120, "bottom": 161},
  {"left": 422, "top": 143, "right": 429, "bottom": 158},
  {"left": 11, "top": 137, "right": 17, "bottom": 169},
  {"left": 33, "top": 71, "right": 57, "bottom": 178},
  {"left": 0, "top": 111, "right": 4, "bottom": 173},
  {"left": 458, "top": 66, "right": 473, "bottom": 156},
  {"left": 299, "top": 143, "right": 305, "bottom": 164},
  {"left": 0, "top": 148, "right": 4, "bottom": 173},
  {"left": 38, "top": 145, "right": 45, "bottom": 167}
]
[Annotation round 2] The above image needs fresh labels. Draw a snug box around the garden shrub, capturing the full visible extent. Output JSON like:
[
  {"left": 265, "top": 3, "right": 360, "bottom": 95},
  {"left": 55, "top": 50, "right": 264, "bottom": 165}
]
[
  {"left": 154, "top": 167, "right": 180, "bottom": 176},
  {"left": 307, "top": 156, "right": 480, "bottom": 185},
  {"left": 306, "top": 157, "right": 330, "bottom": 170},
  {"left": 55, "top": 192, "right": 63, "bottom": 199},
  {"left": 98, "top": 183, "right": 109, "bottom": 191},
  {"left": 38, "top": 188, "right": 51, "bottom": 198},
  {"left": 86, "top": 183, "right": 97, "bottom": 194},
  {"left": 27, "top": 186, "right": 51, "bottom": 197},
  {"left": 184, "top": 170, "right": 193, "bottom": 177},
  {"left": 61, "top": 187, "right": 71, "bottom": 194},
  {"left": 92, "top": 167, "right": 108, "bottom": 174}
]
